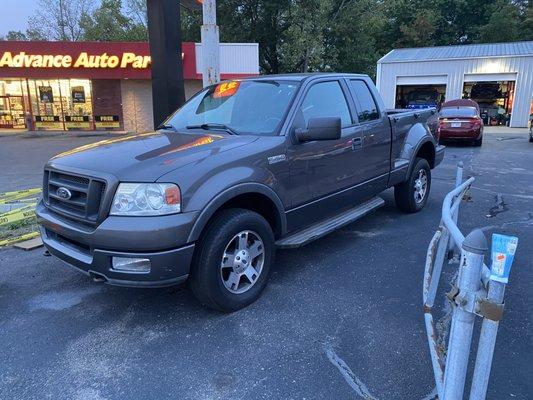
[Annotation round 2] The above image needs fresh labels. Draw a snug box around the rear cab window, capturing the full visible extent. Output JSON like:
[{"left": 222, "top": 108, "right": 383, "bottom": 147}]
[{"left": 349, "top": 80, "right": 380, "bottom": 122}]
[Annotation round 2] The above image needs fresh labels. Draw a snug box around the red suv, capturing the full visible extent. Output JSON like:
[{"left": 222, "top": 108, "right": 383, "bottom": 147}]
[{"left": 437, "top": 106, "right": 484, "bottom": 146}]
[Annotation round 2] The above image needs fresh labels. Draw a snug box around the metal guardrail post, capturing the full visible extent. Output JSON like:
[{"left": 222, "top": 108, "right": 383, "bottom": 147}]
[
  {"left": 448, "top": 162, "right": 463, "bottom": 256},
  {"left": 468, "top": 280, "right": 506, "bottom": 400},
  {"left": 469, "top": 234, "right": 518, "bottom": 400},
  {"left": 443, "top": 229, "right": 488, "bottom": 400}
]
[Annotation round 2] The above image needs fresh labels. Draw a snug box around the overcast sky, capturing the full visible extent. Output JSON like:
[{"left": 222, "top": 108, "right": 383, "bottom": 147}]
[{"left": 2, "top": 0, "right": 40, "bottom": 35}]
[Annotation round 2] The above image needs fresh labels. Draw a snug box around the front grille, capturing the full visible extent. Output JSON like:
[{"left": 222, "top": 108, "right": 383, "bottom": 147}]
[{"left": 44, "top": 169, "right": 107, "bottom": 223}]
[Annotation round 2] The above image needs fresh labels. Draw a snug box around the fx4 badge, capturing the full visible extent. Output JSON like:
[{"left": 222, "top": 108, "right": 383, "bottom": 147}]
[{"left": 267, "top": 154, "right": 287, "bottom": 165}]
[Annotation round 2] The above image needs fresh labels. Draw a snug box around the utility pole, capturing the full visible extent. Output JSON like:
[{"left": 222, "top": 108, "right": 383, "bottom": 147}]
[
  {"left": 58, "top": 0, "right": 66, "bottom": 40},
  {"left": 201, "top": 0, "right": 220, "bottom": 87},
  {"left": 146, "top": 0, "right": 186, "bottom": 128}
]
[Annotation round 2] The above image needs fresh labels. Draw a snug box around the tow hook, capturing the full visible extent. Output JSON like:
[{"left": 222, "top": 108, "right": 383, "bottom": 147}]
[{"left": 89, "top": 271, "right": 107, "bottom": 283}]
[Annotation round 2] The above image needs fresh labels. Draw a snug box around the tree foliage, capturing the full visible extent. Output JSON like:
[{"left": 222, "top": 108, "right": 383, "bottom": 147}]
[
  {"left": 1, "top": 0, "right": 531, "bottom": 78},
  {"left": 82, "top": 0, "right": 147, "bottom": 41}
]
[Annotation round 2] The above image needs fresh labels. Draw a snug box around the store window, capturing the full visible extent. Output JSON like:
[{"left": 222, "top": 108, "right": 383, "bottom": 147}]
[
  {"left": 0, "top": 79, "right": 27, "bottom": 129},
  {"left": 28, "top": 79, "right": 64, "bottom": 130},
  {"left": 28, "top": 78, "right": 94, "bottom": 130},
  {"left": 61, "top": 79, "right": 93, "bottom": 130}
]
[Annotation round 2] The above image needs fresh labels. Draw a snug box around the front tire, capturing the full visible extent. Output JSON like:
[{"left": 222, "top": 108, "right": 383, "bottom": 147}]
[
  {"left": 394, "top": 157, "right": 431, "bottom": 213},
  {"left": 189, "top": 208, "right": 275, "bottom": 312}
]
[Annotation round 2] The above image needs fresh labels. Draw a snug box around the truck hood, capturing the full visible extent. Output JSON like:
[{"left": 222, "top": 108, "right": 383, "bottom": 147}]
[{"left": 48, "top": 131, "right": 258, "bottom": 181}]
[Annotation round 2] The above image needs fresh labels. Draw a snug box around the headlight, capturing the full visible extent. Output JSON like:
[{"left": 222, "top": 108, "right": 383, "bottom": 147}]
[{"left": 110, "top": 183, "right": 181, "bottom": 216}]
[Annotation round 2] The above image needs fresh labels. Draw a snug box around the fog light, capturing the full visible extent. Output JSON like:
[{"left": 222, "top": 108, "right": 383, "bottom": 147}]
[{"left": 112, "top": 257, "right": 151, "bottom": 273}]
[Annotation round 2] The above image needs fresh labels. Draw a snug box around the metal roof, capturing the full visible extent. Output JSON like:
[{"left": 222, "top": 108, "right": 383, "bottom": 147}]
[{"left": 378, "top": 41, "right": 533, "bottom": 63}]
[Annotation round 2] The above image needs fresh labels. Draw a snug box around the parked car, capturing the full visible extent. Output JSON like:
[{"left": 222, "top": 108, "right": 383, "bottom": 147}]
[
  {"left": 37, "top": 73, "right": 444, "bottom": 312},
  {"left": 442, "top": 99, "right": 480, "bottom": 114},
  {"left": 406, "top": 89, "right": 440, "bottom": 109},
  {"left": 438, "top": 105, "right": 484, "bottom": 146}
]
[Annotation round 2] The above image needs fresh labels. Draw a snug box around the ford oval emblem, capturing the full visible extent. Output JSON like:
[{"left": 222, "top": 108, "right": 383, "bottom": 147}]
[{"left": 56, "top": 187, "right": 72, "bottom": 200}]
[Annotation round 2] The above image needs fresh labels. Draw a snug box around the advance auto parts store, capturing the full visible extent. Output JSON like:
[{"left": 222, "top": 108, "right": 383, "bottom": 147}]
[{"left": 0, "top": 41, "right": 258, "bottom": 133}]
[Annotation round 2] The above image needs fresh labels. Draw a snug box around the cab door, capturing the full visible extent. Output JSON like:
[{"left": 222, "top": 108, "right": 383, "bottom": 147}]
[
  {"left": 286, "top": 79, "right": 366, "bottom": 230},
  {"left": 346, "top": 79, "right": 391, "bottom": 192}
]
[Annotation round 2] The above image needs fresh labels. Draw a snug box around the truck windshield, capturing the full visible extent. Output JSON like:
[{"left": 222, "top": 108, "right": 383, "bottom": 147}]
[{"left": 165, "top": 80, "right": 300, "bottom": 135}]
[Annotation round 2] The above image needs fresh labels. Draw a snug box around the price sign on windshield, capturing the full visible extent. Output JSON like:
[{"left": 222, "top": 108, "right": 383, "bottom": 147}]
[{"left": 213, "top": 81, "right": 240, "bottom": 98}]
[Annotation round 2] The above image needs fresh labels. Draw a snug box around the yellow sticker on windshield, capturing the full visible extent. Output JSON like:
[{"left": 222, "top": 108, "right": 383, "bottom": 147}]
[{"left": 213, "top": 81, "right": 240, "bottom": 98}]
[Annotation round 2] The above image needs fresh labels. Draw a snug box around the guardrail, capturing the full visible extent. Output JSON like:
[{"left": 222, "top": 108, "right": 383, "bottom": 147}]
[{"left": 423, "top": 163, "right": 518, "bottom": 400}]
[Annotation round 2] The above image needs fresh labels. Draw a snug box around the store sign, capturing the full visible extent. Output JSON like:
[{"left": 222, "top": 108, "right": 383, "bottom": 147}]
[
  {"left": 35, "top": 116, "right": 60, "bottom": 122},
  {"left": 38, "top": 86, "right": 54, "bottom": 103},
  {"left": 65, "top": 115, "right": 90, "bottom": 129},
  {"left": 0, "top": 51, "right": 151, "bottom": 70},
  {"left": 71, "top": 86, "right": 86, "bottom": 103},
  {"left": 95, "top": 115, "right": 120, "bottom": 129},
  {"left": 35, "top": 115, "right": 62, "bottom": 129}
]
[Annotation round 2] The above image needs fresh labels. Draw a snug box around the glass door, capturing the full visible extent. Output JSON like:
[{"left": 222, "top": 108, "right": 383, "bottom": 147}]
[
  {"left": 9, "top": 96, "right": 26, "bottom": 128},
  {"left": 60, "top": 79, "right": 93, "bottom": 130},
  {"left": 0, "top": 96, "right": 12, "bottom": 128},
  {"left": 28, "top": 79, "right": 64, "bottom": 130}
]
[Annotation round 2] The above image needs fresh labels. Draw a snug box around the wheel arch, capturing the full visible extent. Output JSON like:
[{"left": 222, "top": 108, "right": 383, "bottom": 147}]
[
  {"left": 415, "top": 140, "right": 436, "bottom": 168},
  {"left": 187, "top": 183, "right": 287, "bottom": 243}
]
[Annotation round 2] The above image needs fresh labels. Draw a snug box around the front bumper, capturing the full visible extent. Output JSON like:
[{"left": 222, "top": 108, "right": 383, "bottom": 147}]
[{"left": 36, "top": 201, "right": 198, "bottom": 287}]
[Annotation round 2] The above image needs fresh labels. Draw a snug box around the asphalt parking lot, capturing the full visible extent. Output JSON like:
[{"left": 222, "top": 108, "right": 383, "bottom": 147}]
[{"left": 0, "top": 129, "right": 532, "bottom": 400}]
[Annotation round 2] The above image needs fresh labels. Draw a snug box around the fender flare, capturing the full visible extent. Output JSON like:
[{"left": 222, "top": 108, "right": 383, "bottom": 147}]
[
  {"left": 400, "top": 122, "right": 437, "bottom": 179},
  {"left": 187, "top": 182, "right": 287, "bottom": 243}
]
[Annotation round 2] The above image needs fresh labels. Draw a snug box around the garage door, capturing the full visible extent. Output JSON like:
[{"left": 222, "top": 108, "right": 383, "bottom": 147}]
[
  {"left": 396, "top": 75, "right": 447, "bottom": 85},
  {"left": 464, "top": 73, "right": 517, "bottom": 82}
]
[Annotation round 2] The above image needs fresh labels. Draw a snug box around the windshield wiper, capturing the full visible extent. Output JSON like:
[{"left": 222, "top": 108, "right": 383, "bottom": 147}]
[
  {"left": 157, "top": 123, "right": 177, "bottom": 131},
  {"left": 186, "top": 123, "right": 239, "bottom": 135}
]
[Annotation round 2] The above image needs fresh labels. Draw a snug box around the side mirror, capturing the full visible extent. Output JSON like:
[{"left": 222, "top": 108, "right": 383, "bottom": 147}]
[{"left": 295, "top": 117, "right": 341, "bottom": 142}]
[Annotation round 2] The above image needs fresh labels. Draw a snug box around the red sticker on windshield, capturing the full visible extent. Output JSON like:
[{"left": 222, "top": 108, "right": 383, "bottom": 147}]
[{"left": 213, "top": 81, "right": 240, "bottom": 98}]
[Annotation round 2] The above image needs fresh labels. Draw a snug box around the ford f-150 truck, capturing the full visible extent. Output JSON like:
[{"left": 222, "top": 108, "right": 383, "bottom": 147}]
[{"left": 37, "top": 73, "right": 444, "bottom": 312}]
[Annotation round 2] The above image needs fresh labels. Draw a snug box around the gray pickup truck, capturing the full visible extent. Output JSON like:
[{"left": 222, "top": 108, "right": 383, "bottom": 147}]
[{"left": 37, "top": 73, "right": 444, "bottom": 311}]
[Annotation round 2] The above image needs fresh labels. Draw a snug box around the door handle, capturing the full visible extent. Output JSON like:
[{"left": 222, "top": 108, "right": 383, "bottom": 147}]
[{"left": 351, "top": 137, "right": 362, "bottom": 150}]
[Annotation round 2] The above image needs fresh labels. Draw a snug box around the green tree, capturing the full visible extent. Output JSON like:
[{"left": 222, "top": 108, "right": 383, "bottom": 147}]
[
  {"left": 82, "top": 0, "right": 144, "bottom": 41},
  {"left": 3, "top": 31, "right": 29, "bottom": 41},
  {"left": 29, "top": 0, "right": 95, "bottom": 41},
  {"left": 322, "top": 0, "right": 386, "bottom": 77},
  {"left": 281, "top": 0, "right": 332, "bottom": 72},
  {"left": 478, "top": 0, "right": 527, "bottom": 42}
]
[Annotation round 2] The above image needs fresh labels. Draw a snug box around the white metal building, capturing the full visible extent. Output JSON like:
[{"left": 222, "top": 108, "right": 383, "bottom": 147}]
[{"left": 376, "top": 41, "right": 533, "bottom": 127}]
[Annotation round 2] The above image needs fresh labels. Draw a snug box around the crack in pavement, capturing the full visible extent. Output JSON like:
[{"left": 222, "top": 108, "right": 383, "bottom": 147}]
[
  {"left": 486, "top": 193, "right": 509, "bottom": 218},
  {"left": 323, "top": 342, "right": 378, "bottom": 400},
  {"left": 324, "top": 342, "right": 439, "bottom": 400}
]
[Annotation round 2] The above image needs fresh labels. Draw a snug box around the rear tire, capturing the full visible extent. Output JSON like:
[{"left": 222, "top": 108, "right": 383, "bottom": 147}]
[
  {"left": 394, "top": 157, "right": 431, "bottom": 213},
  {"left": 473, "top": 135, "right": 483, "bottom": 147},
  {"left": 189, "top": 208, "right": 275, "bottom": 312}
]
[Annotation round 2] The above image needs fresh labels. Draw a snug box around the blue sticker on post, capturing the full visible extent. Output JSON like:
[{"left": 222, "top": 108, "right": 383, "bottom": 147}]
[{"left": 490, "top": 234, "right": 518, "bottom": 283}]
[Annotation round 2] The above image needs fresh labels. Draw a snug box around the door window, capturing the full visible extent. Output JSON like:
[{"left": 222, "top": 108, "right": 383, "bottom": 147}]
[
  {"left": 298, "top": 81, "right": 352, "bottom": 128},
  {"left": 350, "top": 80, "right": 380, "bottom": 122}
]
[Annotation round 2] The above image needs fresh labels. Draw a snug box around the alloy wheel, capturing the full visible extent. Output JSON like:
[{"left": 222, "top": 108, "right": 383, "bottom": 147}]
[
  {"left": 220, "top": 230, "right": 265, "bottom": 294},
  {"left": 413, "top": 169, "right": 428, "bottom": 204}
]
